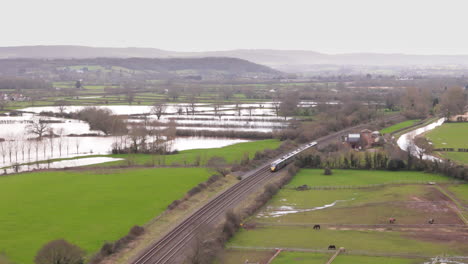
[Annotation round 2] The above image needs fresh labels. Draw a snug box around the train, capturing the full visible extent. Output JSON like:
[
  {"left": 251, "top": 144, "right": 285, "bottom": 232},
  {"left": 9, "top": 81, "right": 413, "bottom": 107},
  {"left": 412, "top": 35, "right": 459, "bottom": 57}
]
[{"left": 270, "top": 141, "right": 318, "bottom": 172}]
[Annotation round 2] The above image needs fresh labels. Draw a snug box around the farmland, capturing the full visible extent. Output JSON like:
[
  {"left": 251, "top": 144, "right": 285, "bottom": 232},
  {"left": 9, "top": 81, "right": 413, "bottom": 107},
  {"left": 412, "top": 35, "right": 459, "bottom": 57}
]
[
  {"left": 425, "top": 123, "right": 468, "bottom": 149},
  {"left": 425, "top": 122, "right": 468, "bottom": 165},
  {"left": 380, "top": 119, "right": 420, "bottom": 134},
  {"left": 224, "top": 169, "right": 468, "bottom": 263},
  {"left": 286, "top": 169, "right": 451, "bottom": 187},
  {"left": 0, "top": 167, "right": 211, "bottom": 264}
]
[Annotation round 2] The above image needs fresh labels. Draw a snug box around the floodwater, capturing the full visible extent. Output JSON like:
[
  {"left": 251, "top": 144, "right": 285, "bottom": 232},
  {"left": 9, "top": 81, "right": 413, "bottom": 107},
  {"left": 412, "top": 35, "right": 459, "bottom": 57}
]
[
  {"left": 0, "top": 136, "right": 250, "bottom": 168},
  {"left": 19, "top": 101, "right": 328, "bottom": 117},
  {"left": 257, "top": 199, "right": 354, "bottom": 218},
  {"left": 2, "top": 103, "right": 280, "bottom": 170},
  {"left": 2, "top": 157, "right": 123, "bottom": 174},
  {"left": 396, "top": 118, "right": 445, "bottom": 161}
]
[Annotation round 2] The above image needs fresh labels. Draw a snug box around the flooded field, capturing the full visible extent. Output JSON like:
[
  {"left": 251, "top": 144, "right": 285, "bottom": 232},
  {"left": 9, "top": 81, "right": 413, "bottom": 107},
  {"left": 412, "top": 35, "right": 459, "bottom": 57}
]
[
  {"left": 2, "top": 157, "right": 123, "bottom": 174},
  {"left": 0, "top": 107, "right": 257, "bottom": 170}
]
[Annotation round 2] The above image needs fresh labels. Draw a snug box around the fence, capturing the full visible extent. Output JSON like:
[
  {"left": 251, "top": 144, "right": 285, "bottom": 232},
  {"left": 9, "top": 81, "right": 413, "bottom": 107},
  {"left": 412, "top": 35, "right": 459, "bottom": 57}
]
[
  {"left": 286, "top": 181, "right": 463, "bottom": 191},
  {"left": 434, "top": 147, "right": 468, "bottom": 152}
]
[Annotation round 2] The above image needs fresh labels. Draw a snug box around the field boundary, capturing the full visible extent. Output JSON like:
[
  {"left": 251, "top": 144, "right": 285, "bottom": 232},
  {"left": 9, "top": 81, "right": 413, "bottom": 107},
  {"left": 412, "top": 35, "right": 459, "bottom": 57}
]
[
  {"left": 286, "top": 181, "right": 462, "bottom": 190},
  {"left": 227, "top": 246, "right": 437, "bottom": 259},
  {"left": 435, "top": 185, "right": 468, "bottom": 225}
]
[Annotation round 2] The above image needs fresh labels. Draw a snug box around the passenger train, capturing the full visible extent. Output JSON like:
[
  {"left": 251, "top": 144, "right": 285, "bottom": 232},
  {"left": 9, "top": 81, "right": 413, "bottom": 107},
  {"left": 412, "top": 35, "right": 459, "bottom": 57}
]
[{"left": 270, "top": 141, "right": 318, "bottom": 172}]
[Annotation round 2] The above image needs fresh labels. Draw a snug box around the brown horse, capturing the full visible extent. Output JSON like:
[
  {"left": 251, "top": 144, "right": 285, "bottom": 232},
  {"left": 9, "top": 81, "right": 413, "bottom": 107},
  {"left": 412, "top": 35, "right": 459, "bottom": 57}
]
[
  {"left": 313, "top": 224, "right": 321, "bottom": 230},
  {"left": 389, "top": 218, "right": 396, "bottom": 224}
]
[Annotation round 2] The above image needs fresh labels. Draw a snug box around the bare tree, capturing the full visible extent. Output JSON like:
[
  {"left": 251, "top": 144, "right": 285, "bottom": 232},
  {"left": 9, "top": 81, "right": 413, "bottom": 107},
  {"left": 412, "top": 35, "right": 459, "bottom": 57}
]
[
  {"left": 188, "top": 95, "right": 197, "bottom": 115},
  {"left": 34, "top": 239, "right": 84, "bottom": 264},
  {"left": 26, "top": 119, "right": 50, "bottom": 139},
  {"left": 151, "top": 102, "right": 167, "bottom": 120},
  {"left": 279, "top": 92, "right": 300, "bottom": 119},
  {"left": 75, "top": 139, "right": 80, "bottom": 154},
  {"left": 439, "top": 86, "right": 467, "bottom": 117},
  {"left": 54, "top": 100, "right": 69, "bottom": 114},
  {"left": 206, "top": 156, "right": 230, "bottom": 176},
  {"left": 414, "top": 137, "right": 433, "bottom": 161},
  {"left": 184, "top": 227, "right": 221, "bottom": 264},
  {"left": 0, "top": 141, "right": 6, "bottom": 164},
  {"left": 234, "top": 101, "right": 242, "bottom": 116},
  {"left": 0, "top": 97, "right": 8, "bottom": 111}
]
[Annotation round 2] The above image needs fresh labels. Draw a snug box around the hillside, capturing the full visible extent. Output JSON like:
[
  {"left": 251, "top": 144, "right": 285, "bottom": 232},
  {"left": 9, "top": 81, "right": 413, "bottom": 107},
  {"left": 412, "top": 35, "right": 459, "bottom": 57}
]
[
  {"left": 0, "top": 57, "right": 280, "bottom": 80},
  {"left": 3, "top": 45, "right": 468, "bottom": 67}
]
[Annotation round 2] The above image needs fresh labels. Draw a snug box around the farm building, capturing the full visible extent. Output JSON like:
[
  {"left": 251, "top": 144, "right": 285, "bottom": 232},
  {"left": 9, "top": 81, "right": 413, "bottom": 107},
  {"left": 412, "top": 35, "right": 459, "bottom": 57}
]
[{"left": 342, "top": 129, "right": 384, "bottom": 149}]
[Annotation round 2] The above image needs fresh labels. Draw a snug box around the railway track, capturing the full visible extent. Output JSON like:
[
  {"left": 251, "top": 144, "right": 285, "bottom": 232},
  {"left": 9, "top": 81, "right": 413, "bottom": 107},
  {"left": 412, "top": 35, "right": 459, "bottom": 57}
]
[{"left": 130, "top": 114, "right": 404, "bottom": 264}]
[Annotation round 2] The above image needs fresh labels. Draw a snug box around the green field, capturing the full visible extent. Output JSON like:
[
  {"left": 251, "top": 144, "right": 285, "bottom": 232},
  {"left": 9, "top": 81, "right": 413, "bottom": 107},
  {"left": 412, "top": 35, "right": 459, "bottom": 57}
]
[
  {"left": 438, "top": 151, "right": 468, "bottom": 165},
  {"left": 425, "top": 123, "right": 468, "bottom": 149},
  {"left": 380, "top": 120, "right": 420, "bottom": 134},
  {"left": 448, "top": 184, "right": 468, "bottom": 205},
  {"left": 333, "top": 255, "right": 427, "bottom": 264},
  {"left": 272, "top": 251, "right": 330, "bottom": 264},
  {"left": 286, "top": 169, "right": 451, "bottom": 187},
  {"left": 0, "top": 167, "right": 210, "bottom": 264},
  {"left": 254, "top": 185, "right": 463, "bottom": 225},
  {"left": 228, "top": 226, "right": 467, "bottom": 256},
  {"left": 227, "top": 169, "right": 468, "bottom": 260},
  {"left": 270, "top": 252, "right": 426, "bottom": 264}
]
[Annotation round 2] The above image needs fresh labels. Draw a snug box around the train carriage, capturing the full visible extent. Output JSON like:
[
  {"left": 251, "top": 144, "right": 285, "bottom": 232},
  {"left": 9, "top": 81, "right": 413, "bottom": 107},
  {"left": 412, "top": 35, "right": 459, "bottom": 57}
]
[{"left": 270, "top": 141, "right": 317, "bottom": 172}]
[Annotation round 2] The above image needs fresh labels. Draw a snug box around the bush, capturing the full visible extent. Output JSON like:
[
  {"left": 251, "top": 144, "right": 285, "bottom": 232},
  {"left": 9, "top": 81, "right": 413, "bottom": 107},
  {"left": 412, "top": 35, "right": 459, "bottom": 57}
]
[
  {"left": 387, "top": 159, "right": 405, "bottom": 171},
  {"left": 129, "top": 225, "right": 145, "bottom": 237},
  {"left": 35, "top": 239, "right": 84, "bottom": 264},
  {"left": 167, "top": 199, "right": 181, "bottom": 210},
  {"left": 323, "top": 167, "right": 333, "bottom": 175}
]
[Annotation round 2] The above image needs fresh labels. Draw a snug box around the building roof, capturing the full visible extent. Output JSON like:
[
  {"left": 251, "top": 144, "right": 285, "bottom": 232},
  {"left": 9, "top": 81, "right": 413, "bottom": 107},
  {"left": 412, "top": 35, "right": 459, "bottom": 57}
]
[{"left": 348, "top": 134, "right": 361, "bottom": 142}]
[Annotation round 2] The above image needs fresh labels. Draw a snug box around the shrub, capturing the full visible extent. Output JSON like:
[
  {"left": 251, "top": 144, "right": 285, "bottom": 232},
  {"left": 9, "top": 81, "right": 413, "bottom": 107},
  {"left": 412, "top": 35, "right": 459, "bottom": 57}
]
[
  {"left": 129, "top": 225, "right": 145, "bottom": 237},
  {"left": 323, "top": 167, "right": 333, "bottom": 175},
  {"left": 35, "top": 239, "right": 84, "bottom": 264},
  {"left": 387, "top": 159, "right": 405, "bottom": 171}
]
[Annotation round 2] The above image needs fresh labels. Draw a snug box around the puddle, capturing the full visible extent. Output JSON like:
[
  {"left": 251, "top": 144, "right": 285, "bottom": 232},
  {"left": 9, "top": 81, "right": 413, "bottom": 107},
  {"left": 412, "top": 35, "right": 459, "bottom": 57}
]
[
  {"left": 425, "top": 257, "right": 468, "bottom": 264},
  {"left": 257, "top": 199, "right": 354, "bottom": 218}
]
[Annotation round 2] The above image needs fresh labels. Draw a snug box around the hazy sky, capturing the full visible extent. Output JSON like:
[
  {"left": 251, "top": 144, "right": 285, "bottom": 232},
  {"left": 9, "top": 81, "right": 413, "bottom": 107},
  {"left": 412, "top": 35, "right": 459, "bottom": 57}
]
[{"left": 2, "top": 0, "right": 467, "bottom": 54}]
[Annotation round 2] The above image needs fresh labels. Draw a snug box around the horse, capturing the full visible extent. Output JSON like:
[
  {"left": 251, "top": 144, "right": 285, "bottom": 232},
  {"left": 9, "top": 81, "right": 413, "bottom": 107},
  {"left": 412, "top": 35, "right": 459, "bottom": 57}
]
[
  {"left": 389, "top": 218, "right": 396, "bottom": 224},
  {"left": 313, "top": 224, "right": 321, "bottom": 230},
  {"left": 428, "top": 218, "right": 435, "bottom": 224},
  {"left": 328, "top": 245, "right": 336, "bottom": 250}
]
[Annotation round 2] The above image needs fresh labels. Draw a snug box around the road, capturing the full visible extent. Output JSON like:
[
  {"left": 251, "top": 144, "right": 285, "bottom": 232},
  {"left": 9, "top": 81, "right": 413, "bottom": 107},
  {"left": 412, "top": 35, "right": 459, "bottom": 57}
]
[{"left": 130, "top": 114, "right": 404, "bottom": 264}]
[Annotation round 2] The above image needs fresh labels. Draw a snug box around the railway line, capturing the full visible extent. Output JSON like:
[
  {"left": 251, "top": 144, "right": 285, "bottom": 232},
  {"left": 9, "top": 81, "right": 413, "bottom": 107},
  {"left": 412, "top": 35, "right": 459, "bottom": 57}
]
[{"left": 130, "top": 114, "right": 404, "bottom": 264}]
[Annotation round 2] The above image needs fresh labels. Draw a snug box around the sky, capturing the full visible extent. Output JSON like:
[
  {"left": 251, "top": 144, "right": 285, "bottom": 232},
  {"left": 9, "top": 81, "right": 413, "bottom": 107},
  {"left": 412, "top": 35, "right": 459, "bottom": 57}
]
[{"left": 1, "top": 0, "right": 467, "bottom": 54}]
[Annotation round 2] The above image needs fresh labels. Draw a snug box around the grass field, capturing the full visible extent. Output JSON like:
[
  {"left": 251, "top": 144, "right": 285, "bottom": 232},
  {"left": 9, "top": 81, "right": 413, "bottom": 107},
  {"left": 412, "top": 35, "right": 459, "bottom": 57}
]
[
  {"left": 448, "top": 184, "right": 468, "bottom": 205},
  {"left": 332, "top": 255, "right": 427, "bottom": 264},
  {"left": 380, "top": 120, "right": 420, "bottom": 134},
  {"left": 425, "top": 123, "right": 468, "bottom": 149},
  {"left": 286, "top": 169, "right": 451, "bottom": 187},
  {"left": 437, "top": 151, "right": 468, "bottom": 165},
  {"left": 254, "top": 185, "right": 463, "bottom": 225},
  {"left": 217, "top": 249, "right": 276, "bottom": 264},
  {"left": 227, "top": 169, "right": 468, "bottom": 261},
  {"left": 0, "top": 167, "right": 210, "bottom": 264},
  {"left": 272, "top": 251, "right": 330, "bottom": 264},
  {"left": 228, "top": 226, "right": 468, "bottom": 256}
]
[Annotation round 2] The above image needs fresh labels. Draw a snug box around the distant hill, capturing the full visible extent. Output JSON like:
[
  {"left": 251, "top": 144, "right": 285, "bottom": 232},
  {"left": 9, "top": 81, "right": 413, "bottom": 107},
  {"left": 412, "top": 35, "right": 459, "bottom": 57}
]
[
  {"left": 3, "top": 45, "right": 468, "bottom": 68},
  {"left": 0, "top": 57, "right": 280, "bottom": 80}
]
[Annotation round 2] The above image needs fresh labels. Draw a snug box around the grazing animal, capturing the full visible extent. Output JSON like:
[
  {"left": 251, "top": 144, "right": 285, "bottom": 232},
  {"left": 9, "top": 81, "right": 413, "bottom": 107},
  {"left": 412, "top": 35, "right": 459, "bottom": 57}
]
[
  {"left": 389, "top": 218, "right": 396, "bottom": 224},
  {"left": 328, "top": 245, "right": 336, "bottom": 250},
  {"left": 428, "top": 218, "right": 435, "bottom": 224},
  {"left": 313, "top": 224, "right": 321, "bottom": 230}
]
